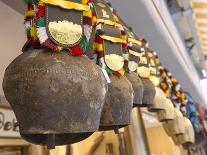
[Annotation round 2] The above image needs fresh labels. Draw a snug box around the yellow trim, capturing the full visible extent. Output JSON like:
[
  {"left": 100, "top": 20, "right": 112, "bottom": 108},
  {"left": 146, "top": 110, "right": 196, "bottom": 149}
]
[
  {"left": 123, "top": 25, "right": 128, "bottom": 30},
  {"left": 101, "top": 35, "right": 126, "bottom": 43},
  {"left": 128, "top": 37, "right": 142, "bottom": 46},
  {"left": 195, "top": 13, "right": 207, "bottom": 19},
  {"left": 97, "top": 19, "right": 122, "bottom": 28},
  {"left": 41, "top": 0, "right": 90, "bottom": 11},
  {"left": 197, "top": 22, "right": 207, "bottom": 27},
  {"left": 200, "top": 30, "right": 207, "bottom": 35},
  {"left": 118, "top": 68, "right": 125, "bottom": 76},
  {"left": 192, "top": 2, "right": 207, "bottom": 9},
  {"left": 202, "top": 43, "right": 207, "bottom": 47},
  {"left": 201, "top": 37, "right": 207, "bottom": 41},
  {"left": 129, "top": 49, "right": 144, "bottom": 57}
]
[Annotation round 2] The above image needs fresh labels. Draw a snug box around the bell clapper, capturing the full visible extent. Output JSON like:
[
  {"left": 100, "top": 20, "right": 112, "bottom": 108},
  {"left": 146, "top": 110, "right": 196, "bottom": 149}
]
[{"left": 47, "top": 134, "right": 56, "bottom": 150}]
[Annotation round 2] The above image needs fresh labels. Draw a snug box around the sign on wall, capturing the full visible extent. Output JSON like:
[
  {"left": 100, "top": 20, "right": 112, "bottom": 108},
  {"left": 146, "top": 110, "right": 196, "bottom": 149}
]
[{"left": 0, "top": 107, "right": 20, "bottom": 138}]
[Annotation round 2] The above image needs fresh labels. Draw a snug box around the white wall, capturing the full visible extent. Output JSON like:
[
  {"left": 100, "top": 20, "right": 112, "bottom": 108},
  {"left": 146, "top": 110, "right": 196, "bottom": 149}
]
[{"left": 0, "top": 2, "right": 26, "bottom": 98}]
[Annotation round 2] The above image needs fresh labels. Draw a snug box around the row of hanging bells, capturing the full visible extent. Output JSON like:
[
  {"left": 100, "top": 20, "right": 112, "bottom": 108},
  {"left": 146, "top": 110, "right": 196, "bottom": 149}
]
[{"left": 2, "top": 0, "right": 194, "bottom": 149}]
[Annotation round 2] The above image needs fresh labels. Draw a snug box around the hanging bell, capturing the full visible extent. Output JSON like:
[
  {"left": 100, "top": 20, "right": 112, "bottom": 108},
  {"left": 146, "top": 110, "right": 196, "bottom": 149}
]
[
  {"left": 162, "top": 108, "right": 185, "bottom": 136},
  {"left": 148, "top": 87, "right": 166, "bottom": 112},
  {"left": 3, "top": 49, "right": 108, "bottom": 148},
  {"left": 157, "top": 98, "right": 175, "bottom": 121},
  {"left": 176, "top": 117, "right": 195, "bottom": 148},
  {"left": 140, "top": 79, "right": 156, "bottom": 107},
  {"left": 99, "top": 75, "right": 134, "bottom": 131},
  {"left": 125, "top": 72, "right": 143, "bottom": 107}
]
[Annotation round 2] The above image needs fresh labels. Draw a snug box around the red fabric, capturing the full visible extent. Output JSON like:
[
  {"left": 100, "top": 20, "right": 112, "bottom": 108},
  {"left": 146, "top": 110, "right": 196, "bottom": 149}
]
[
  {"left": 43, "top": 39, "right": 56, "bottom": 50},
  {"left": 28, "top": 3, "right": 34, "bottom": 10},
  {"left": 83, "top": 16, "right": 92, "bottom": 26},
  {"left": 37, "top": 5, "right": 45, "bottom": 18},
  {"left": 97, "top": 52, "right": 104, "bottom": 59},
  {"left": 92, "top": 12, "right": 96, "bottom": 17},
  {"left": 70, "top": 45, "right": 84, "bottom": 55},
  {"left": 121, "top": 30, "right": 126, "bottom": 36},
  {"left": 95, "top": 35, "right": 103, "bottom": 44},
  {"left": 30, "top": 38, "right": 40, "bottom": 47},
  {"left": 122, "top": 43, "right": 127, "bottom": 49}
]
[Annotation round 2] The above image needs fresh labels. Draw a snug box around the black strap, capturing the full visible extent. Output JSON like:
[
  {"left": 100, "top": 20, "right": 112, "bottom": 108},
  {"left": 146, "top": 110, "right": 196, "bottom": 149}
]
[{"left": 45, "top": 0, "right": 83, "bottom": 48}]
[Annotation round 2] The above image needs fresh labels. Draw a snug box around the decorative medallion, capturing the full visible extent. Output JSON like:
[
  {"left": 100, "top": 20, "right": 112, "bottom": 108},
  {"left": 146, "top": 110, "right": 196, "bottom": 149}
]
[
  {"left": 150, "top": 58, "right": 160, "bottom": 86},
  {"left": 137, "top": 57, "right": 151, "bottom": 78},
  {"left": 48, "top": 20, "right": 82, "bottom": 45},
  {"left": 105, "top": 54, "right": 124, "bottom": 71}
]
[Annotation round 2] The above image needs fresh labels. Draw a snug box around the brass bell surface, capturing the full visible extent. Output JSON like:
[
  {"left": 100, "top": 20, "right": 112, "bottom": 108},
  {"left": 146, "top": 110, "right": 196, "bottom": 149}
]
[
  {"left": 157, "top": 98, "right": 175, "bottom": 122},
  {"left": 162, "top": 108, "right": 185, "bottom": 136},
  {"left": 162, "top": 122, "right": 172, "bottom": 136},
  {"left": 3, "top": 48, "right": 108, "bottom": 147},
  {"left": 148, "top": 87, "right": 166, "bottom": 112},
  {"left": 176, "top": 117, "right": 195, "bottom": 147},
  {"left": 125, "top": 72, "right": 143, "bottom": 107},
  {"left": 172, "top": 135, "right": 180, "bottom": 146},
  {"left": 140, "top": 78, "right": 156, "bottom": 107},
  {"left": 99, "top": 74, "right": 134, "bottom": 131}
]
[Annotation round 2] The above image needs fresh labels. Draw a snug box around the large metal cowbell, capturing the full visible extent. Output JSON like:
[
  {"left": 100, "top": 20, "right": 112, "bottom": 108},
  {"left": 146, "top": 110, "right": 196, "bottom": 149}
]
[{"left": 3, "top": 49, "right": 108, "bottom": 148}]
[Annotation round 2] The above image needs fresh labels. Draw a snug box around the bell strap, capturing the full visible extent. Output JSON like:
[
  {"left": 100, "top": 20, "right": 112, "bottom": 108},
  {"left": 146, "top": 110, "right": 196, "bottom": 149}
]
[
  {"left": 129, "top": 49, "right": 144, "bottom": 57},
  {"left": 97, "top": 19, "right": 122, "bottom": 28},
  {"left": 41, "top": 0, "right": 90, "bottom": 11},
  {"left": 150, "top": 67, "right": 157, "bottom": 75},
  {"left": 101, "top": 35, "right": 126, "bottom": 43},
  {"left": 128, "top": 37, "right": 142, "bottom": 46}
]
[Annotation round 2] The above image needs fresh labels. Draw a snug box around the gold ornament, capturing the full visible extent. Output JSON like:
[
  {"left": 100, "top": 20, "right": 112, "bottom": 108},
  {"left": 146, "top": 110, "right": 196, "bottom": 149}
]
[
  {"left": 105, "top": 54, "right": 124, "bottom": 71},
  {"left": 49, "top": 20, "right": 82, "bottom": 45},
  {"left": 137, "top": 57, "right": 150, "bottom": 78}
]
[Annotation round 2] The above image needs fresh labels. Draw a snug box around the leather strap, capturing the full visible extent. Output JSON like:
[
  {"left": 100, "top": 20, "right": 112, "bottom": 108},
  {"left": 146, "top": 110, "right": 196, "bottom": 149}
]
[
  {"left": 45, "top": 0, "right": 83, "bottom": 48},
  {"left": 42, "top": 0, "right": 90, "bottom": 11},
  {"left": 93, "top": 1, "right": 124, "bottom": 71}
]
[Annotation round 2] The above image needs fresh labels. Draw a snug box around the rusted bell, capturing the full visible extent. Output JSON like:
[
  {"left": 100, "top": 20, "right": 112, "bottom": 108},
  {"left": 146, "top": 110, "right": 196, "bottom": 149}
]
[
  {"left": 99, "top": 75, "right": 134, "bottom": 131},
  {"left": 125, "top": 72, "right": 143, "bottom": 107},
  {"left": 3, "top": 48, "right": 108, "bottom": 148},
  {"left": 148, "top": 87, "right": 166, "bottom": 112},
  {"left": 157, "top": 98, "right": 175, "bottom": 121},
  {"left": 162, "top": 108, "right": 185, "bottom": 136},
  {"left": 140, "top": 78, "right": 156, "bottom": 107},
  {"left": 176, "top": 117, "right": 195, "bottom": 148}
]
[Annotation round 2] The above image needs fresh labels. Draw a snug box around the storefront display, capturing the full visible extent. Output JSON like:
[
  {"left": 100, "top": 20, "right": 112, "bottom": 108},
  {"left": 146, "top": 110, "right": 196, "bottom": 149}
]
[{"left": 3, "top": 0, "right": 207, "bottom": 153}]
